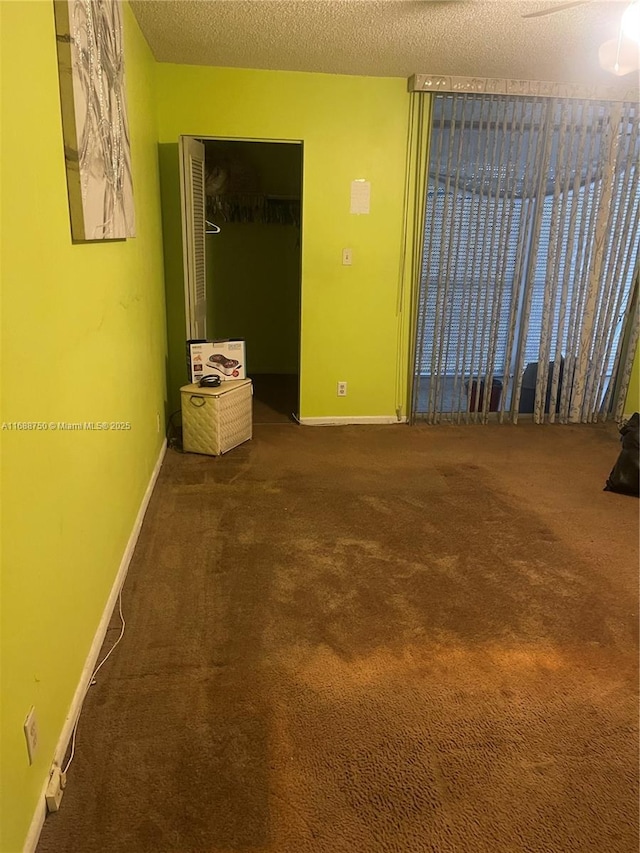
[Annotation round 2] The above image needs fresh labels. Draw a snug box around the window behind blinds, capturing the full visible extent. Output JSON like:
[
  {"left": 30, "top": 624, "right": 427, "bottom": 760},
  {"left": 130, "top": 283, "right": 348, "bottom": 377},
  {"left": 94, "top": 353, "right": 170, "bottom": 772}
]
[{"left": 413, "top": 94, "right": 639, "bottom": 424}]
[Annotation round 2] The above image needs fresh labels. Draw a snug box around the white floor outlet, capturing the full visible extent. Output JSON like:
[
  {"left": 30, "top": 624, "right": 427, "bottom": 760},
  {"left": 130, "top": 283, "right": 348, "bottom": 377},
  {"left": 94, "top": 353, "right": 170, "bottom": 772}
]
[{"left": 45, "top": 765, "right": 66, "bottom": 813}]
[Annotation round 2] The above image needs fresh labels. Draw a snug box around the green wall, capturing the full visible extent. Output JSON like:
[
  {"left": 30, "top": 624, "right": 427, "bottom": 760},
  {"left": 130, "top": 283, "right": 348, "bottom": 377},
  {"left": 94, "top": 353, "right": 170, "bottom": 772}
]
[
  {"left": 0, "top": 3, "right": 167, "bottom": 851},
  {"left": 156, "top": 64, "right": 411, "bottom": 419},
  {"left": 625, "top": 345, "right": 640, "bottom": 414}
]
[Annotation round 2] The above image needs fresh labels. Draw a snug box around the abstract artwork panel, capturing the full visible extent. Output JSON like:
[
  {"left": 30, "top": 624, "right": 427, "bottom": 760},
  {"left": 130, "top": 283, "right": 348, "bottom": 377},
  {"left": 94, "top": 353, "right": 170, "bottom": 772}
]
[{"left": 54, "top": 0, "right": 135, "bottom": 241}]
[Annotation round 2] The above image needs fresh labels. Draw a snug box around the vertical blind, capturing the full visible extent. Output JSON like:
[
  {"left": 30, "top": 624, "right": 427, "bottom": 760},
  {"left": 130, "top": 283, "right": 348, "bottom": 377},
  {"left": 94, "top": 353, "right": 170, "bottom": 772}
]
[{"left": 412, "top": 93, "right": 639, "bottom": 424}]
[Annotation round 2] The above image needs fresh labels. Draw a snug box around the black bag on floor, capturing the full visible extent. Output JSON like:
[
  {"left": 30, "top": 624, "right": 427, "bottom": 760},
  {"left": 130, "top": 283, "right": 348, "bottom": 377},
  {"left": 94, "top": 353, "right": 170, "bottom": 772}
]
[{"left": 604, "top": 412, "right": 639, "bottom": 497}]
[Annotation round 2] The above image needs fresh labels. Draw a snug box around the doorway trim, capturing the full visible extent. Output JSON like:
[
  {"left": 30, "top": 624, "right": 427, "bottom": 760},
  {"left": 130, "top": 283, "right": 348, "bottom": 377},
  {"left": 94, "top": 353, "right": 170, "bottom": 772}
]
[{"left": 178, "top": 134, "right": 304, "bottom": 416}]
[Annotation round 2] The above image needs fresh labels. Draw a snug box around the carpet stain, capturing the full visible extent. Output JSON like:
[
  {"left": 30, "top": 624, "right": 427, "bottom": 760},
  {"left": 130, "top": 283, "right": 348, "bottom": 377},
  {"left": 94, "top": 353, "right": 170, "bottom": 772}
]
[{"left": 37, "top": 423, "right": 638, "bottom": 853}]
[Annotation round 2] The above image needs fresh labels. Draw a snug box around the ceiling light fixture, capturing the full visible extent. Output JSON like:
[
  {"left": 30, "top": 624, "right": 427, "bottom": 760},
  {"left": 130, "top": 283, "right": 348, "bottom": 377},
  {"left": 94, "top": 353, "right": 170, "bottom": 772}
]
[
  {"left": 599, "top": 1, "right": 640, "bottom": 76},
  {"left": 621, "top": 0, "right": 640, "bottom": 41},
  {"left": 599, "top": 35, "right": 639, "bottom": 75}
]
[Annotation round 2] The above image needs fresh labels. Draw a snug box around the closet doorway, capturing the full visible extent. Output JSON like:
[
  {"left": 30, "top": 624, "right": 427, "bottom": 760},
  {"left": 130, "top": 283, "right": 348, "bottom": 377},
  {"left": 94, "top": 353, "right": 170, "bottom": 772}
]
[{"left": 180, "top": 136, "right": 303, "bottom": 423}]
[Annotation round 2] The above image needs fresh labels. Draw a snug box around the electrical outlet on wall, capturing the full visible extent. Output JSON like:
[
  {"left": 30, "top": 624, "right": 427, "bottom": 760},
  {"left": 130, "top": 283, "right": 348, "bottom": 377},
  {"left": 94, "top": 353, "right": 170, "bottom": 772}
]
[
  {"left": 24, "top": 706, "right": 38, "bottom": 765},
  {"left": 156, "top": 412, "right": 161, "bottom": 433},
  {"left": 337, "top": 381, "right": 348, "bottom": 397},
  {"left": 46, "top": 764, "right": 67, "bottom": 813}
]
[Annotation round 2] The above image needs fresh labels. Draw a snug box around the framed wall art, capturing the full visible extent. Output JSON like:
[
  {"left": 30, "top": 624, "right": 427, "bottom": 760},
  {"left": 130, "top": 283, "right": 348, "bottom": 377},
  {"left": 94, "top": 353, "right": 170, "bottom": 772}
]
[{"left": 54, "top": 0, "right": 135, "bottom": 241}]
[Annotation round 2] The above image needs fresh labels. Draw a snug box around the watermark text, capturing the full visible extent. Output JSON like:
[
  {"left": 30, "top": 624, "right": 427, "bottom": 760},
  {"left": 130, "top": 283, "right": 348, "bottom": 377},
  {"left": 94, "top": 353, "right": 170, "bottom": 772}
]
[{"left": 2, "top": 421, "right": 132, "bottom": 431}]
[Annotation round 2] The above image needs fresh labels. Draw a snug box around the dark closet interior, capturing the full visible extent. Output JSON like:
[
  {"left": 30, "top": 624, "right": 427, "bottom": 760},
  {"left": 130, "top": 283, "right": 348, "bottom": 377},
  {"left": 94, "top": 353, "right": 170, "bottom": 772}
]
[{"left": 203, "top": 140, "right": 302, "bottom": 422}]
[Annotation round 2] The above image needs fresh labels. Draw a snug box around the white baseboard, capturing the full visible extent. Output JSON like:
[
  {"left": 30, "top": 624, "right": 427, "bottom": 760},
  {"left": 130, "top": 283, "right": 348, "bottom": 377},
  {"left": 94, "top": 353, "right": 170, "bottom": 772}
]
[
  {"left": 299, "top": 416, "right": 408, "bottom": 426},
  {"left": 23, "top": 439, "right": 167, "bottom": 853}
]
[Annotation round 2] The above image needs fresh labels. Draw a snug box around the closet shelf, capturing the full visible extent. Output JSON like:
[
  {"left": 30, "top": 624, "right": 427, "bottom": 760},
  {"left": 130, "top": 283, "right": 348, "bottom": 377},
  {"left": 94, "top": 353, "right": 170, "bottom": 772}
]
[{"left": 206, "top": 193, "right": 300, "bottom": 226}]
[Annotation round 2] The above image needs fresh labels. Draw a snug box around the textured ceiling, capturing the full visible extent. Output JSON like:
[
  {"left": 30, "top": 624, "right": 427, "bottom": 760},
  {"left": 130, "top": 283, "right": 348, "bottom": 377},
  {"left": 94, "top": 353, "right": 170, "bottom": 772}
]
[{"left": 130, "top": 0, "right": 639, "bottom": 91}]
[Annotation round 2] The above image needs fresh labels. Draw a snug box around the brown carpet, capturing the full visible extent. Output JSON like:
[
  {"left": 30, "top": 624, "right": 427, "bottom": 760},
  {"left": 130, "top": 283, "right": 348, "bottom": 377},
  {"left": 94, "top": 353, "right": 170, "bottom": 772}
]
[
  {"left": 37, "top": 422, "right": 639, "bottom": 853},
  {"left": 250, "top": 373, "right": 299, "bottom": 424}
]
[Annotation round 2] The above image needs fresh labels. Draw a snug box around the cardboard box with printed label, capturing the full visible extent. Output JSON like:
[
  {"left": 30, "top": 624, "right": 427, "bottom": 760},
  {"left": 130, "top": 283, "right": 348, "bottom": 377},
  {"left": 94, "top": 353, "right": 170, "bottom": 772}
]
[{"left": 186, "top": 339, "right": 247, "bottom": 383}]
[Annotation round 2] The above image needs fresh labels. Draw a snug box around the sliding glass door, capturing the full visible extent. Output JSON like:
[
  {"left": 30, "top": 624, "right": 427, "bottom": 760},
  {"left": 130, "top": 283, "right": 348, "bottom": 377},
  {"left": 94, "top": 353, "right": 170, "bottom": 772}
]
[{"left": 412, "top": 93, "right": 639, "bottom": 424}]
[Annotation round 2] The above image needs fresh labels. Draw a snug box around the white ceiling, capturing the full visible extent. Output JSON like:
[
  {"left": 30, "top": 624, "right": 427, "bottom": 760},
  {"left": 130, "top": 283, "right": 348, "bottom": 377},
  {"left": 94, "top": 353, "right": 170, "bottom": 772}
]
[{"left": 130, "top": 0, "right": 640, "bottom": 92}]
